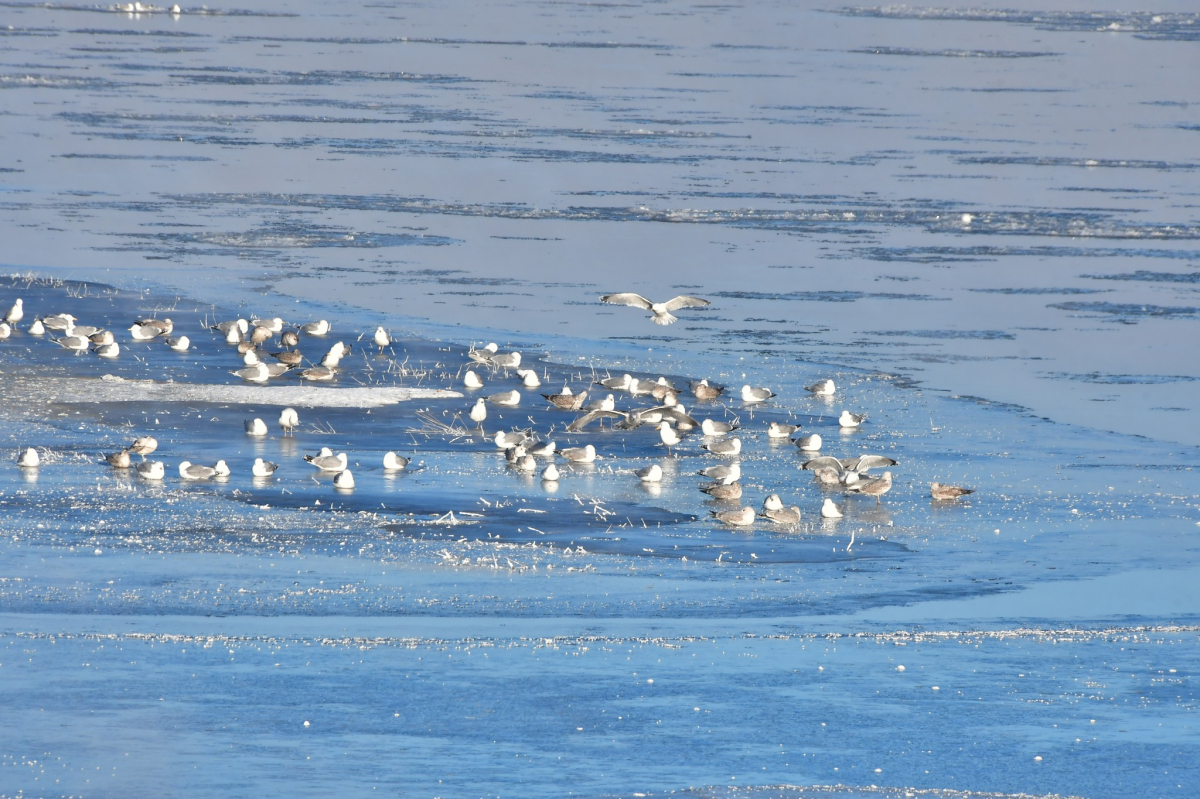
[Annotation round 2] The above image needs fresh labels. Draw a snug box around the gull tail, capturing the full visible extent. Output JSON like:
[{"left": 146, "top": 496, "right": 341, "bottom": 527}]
[{"left": 652, "top": 312, "right": 678, "bottom": 325}]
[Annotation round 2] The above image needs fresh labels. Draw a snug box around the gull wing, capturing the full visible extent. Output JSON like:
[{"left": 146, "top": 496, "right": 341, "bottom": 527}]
[
  {"left": 567, "top": 409, "right": 626, "bottom": 432},
  {"left": 600, "top": 293, "right": 654, "bottom": 310},
  {"left": 845, "top": 455, "right": 898, "bottom": 471},
  {"left": 802, "top": 456, "right": 845, "bottom": 474},
  {"left": 662, "top": 295, "right": 711, "bottom": 311}
]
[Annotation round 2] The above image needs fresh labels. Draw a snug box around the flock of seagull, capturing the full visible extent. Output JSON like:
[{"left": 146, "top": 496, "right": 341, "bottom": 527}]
[{"left": 5, "top": 291, "right": 974, "bottom": 528}]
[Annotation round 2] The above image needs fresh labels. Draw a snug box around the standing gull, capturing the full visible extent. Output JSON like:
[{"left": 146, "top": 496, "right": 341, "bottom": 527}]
[
  {"left": 847, "top": 471, "right": 893, "bottom": 503},
  {"left": 469, "top": 398, "right": 488, "bottom": 429},
  {"left": 4, "top": 298, "right": 23, "bottom": 325},
  {"left": 129, "top": 436, "right": 158, "bottom": 460},
  {"left": 658, "top": 421, "right": 681, "bottom": 456},
  {"left": 373, "top": 326, "right": 390, "bottom": 352},
  {"left": 599, "top": 293, "right": 710, "bottom": 326},
  {"left": 279, "top": 408, "right": 300, "bottom": 436}
]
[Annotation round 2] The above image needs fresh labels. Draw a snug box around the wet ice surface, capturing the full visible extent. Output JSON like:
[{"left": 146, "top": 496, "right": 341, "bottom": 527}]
[{"left": 1, "top": 0, "right": 1199, "bottom": 796}]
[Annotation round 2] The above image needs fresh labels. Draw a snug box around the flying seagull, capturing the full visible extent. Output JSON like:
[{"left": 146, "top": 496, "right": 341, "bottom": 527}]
[{"left": 599, "top": 293, "right": 710, "bottom": 326}]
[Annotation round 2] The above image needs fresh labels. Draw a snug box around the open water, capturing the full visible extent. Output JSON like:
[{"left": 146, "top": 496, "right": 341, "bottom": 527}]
[{"left": 0, "top": 1, "right": 1198, "bottom": 797}]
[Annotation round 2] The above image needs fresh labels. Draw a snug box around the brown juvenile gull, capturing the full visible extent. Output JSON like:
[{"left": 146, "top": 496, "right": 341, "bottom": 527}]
[
  {"left": 710, "top": 507, "right": 755, "bottom": 526},
  {"left": 762, "top": 494, "right": 802, "bottom": 525},
  {"left": 847, "top": 471, "right": 893, "bottom": 503},
  {"left": 691, "top": 379, "right": 724, "bottom": 400},
  {"left": 599, "top": 293, "right": 710, "bottom": 326},
  {"left": 543, "top": 387, "right": 587, "bottom": 410},
  {"left": 931, "top": 482, "right": 975, "bottom": 501},
  {"left": 701, "top": 481, "right": 742, "bottom": 501}
]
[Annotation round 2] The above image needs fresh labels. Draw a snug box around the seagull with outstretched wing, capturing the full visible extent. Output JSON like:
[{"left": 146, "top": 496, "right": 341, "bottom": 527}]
[{"left": 599, "top": 293, "right": 710, "bottom": 325}]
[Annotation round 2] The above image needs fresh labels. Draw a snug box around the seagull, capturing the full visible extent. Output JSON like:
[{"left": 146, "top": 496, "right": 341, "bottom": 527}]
[
  {"left": 847, "top": 471, "right": 893, "bottom": 503},
  {"left": 4, "top": 298, "right": 23, "bottom": 325},
  {"left": 305, "top": 451, "right": 348, "bottom": 472},
  {"left": 701, "top": 437, "right": 741, "bottom": 456},
  {"left": 231, "top": 363, "right": 270, "bottom": 383},
  {"left": 178, "top": 461, "right": 218, "bottom": 481},
  {"left": 249, "top": 326, "right": 274, "bottom": 347},
  {"left": 333, "top": 469, "right": 355, "bottom": 489},
  {"left": 468, "top": 342, "right": 499, "bottom": 363},
  {"left": 691, "top": 379, "right": 724, "bottom": 400},
  {"left": 635, "top": 464, "right": 662, "bottom": 483},
  {"left": 252, "top": 458, "right": 279, "bottom": 477},
  {"left": 213, "top": 460, "right": 230, "bottom": 477},
  {"left": 463, "top": 370, "right": 484, "bottom": 389},
  {"left": 511, "top": 452, "right": 537, "bottom": 472},
  {"left": 542, "top": 463, "right": 560, "bottom": 482},
  {"left": 488, "top": 390, "right": 520, "bottom": 407},
  {"left": 597, "top": 374, "right": 632, "bottom": 391},
  {"left": 543, "top": 388, "right": 587, "bottom": 410},
  {"left": 251, "top": 317, "right": 284, "bottom": 334},
  {"left": 494, "top": 431, "right": 527, "bottom": 449},
  {"left": 129, "top": 437, "right": 158, "bottom": 460},
  {"left": 469, "top": 398, "right": 488, "bottom": 428},
  {"left": 697, "top": 462, "right": 740, "bottom": 485},
  {"left": 806, "top": 379, "right": 836, "bottom": 396},
  {"left": 741, "top": 385, "right": 775, "bottom": 403},
  {"left": 701, "top": 418, "right": 738, "bottom": 436},
  {"left": 0, "top": 323, "right": 10, "bottom": 340},
  {"left": 796, "top": 433, "right": 822, "bottom": 451},
  {"left": 280, "top": 330, "right": 299, "bottom": 349},
  {"left": 384, "top": 452, "right": 410, "bottom": 471},
  {"left": 811, "top": 466, "right": 842, "bottom": 486},
  {"left": 820, "top": 498, "right": 843, "bottom": 518},
  {"left": 517, "top": 369, "right": 541, "bottom": 388},
  {"left": 526, "top": 440, "right": 556, "bottom": 457},
  {"left": 839, "top": 411, "right": 866, "bottom": 428},
  {"left": 245, "top": 418, "right": 268, "bottom": 437},
  {"left": 300, "top": 365, "right": 335, "bottom": 382},
  {"left": 710, "top": 507, "right": 755, "bottom": 526},
  {"left": 128, "top": 323, "right": 162, "bottom": 341},
  {"left": 658, "top": 421, "right": 681, "bottom": 455},
  {"left": 212, "top": 319, "right": 248, "bottom": 336},
  {"left": 599, "top": 293, "right": 710, "bottom": 326},
  {"left": 373, "top": 326, "right": 390, "bottom": 352},
  {"left": 931, "top": 482, "right": 974, "bottom": 501},
  {"left": 584, "top": 394, "right": 616, "bottom": 413},
  {"left": 166, "top": 335, "right": 190, "bottom": 352},
  {"left": 701, "top": 481, "right": 742, "bottom": 500},
  {"left": 89, "top": 331, "right": 114, "bottom": 345},
  {"left": 106, "top": 450, "right": 131, "bottom": 469},
  {"left": 28, "top": 319, "right": 45, "bottom": 335},
  {"left": 505, "top": 444, "right": 527, "bottom": 464},
  {"left": 768, "top": 422, "right": 800, "bottom": 439},
  {"left": 135, "top": 318, "right": 173, "bottom": 336},
  {"left": 279, "top": 408, "right": 299, "bottom": 436},
  {"left": 18, "top": 447, "right": 39, "bottom": 467},
  {"left": 224, "top": 326, "right": 242, "bottom": 345},
  {"left": 761, "top": 494, "right": 801, "bottom": 525},
  {"left": 300, "top": 320, "right": 331, "bottom": 336},
  {"left": 243, "top": 350, "right": 262, "bottom": 366},
  {"left": 136, "top": 461, "right": 165, "bottom": 480},
  {"left": 560, "top": 444, "right": 596, "bottom": 463},
  {"left": 489, "top": 351, "right": 521, "bottom": 370},
  {"left": 272, "top": 350, "right": 304, "bottom": 367},
  {"left": 321, "top": 342, "right": 349, "bottom": 367},
  {"left": 95, "top": 342, "right": 120, "bottom": 359},
  {"left": 54, "top": 335, "right": 90, "bottom": 352},
  {"left": 43, "top": 314, "right": 77, "bottom": 331}
]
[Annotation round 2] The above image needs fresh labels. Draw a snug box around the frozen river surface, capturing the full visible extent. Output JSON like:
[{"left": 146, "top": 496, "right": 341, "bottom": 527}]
[{"left": 0, "top": 1, "right": 1198, "bottom": 797}]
